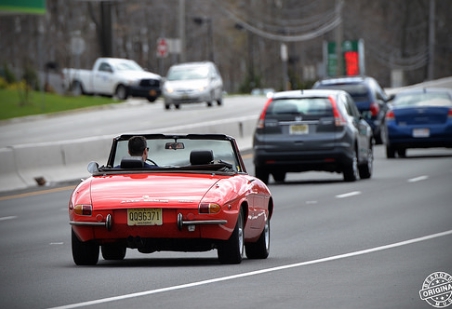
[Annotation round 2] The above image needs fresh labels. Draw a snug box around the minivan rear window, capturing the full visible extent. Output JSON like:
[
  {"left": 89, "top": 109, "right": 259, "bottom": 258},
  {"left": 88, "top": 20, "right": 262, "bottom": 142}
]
[{"left": 267, "top": 98, "right": 333, "bottom": 117}]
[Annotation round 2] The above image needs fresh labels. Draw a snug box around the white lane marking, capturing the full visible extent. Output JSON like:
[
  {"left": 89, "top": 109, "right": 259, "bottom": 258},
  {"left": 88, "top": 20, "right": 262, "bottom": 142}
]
[
  {"left": 46, "top": 229, "right": 452, "bottom": 309},
  {"left": 408, "top": 175, "right": 429, "bottom": 183},
  {"left": 335, "top": 191, "right": 361, "bottom": 199},
  {"left": 50, "top": 242, "right": 64, "bottom": 245},
  {"left": 0, "top": 216, "right": 17, "bottom": 221}
]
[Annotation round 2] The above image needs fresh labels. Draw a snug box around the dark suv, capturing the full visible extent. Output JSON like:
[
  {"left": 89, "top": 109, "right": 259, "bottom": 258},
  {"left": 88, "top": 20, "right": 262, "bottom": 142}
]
[
  {"left": 253, "top": 89, "right": 373, "bottom": 184},
  {"left": 312, "top": 76, "right": 390, "bottom": 144}
]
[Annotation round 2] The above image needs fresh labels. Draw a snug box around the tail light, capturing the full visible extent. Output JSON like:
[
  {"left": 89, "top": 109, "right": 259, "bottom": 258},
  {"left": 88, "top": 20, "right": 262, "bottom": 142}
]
[
  {"left": 370, "top": 102, "right": 380, "bottom": 117},
  {"left": 386, "top": 110, "right": 395, "bottom": 121},
  {"left": 448, "top": 108, "right": 452, "bottom": 119},
  {"left": 199, "top": 203, "right": 221, "bottom": 214},
  {"left": 74, "top": 204, "right": 93, "bottom": 216},
  {"left": 329, "top": 96, "right": 347, "bottom": 126},
  {"left": 256, "top": 98, "right": 273, "bottom": 129}
]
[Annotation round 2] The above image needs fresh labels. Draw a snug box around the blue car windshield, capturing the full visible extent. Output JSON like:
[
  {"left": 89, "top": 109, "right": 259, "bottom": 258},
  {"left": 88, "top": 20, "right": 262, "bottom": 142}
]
[{"left": 393, "top": 93, "right": 452, "bottom": 107}]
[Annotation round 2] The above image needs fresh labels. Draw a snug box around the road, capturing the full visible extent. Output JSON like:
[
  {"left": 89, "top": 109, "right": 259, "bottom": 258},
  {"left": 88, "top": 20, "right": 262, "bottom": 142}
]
[{"left": 0, "top": 145, "right": 451, "bottom": 309}]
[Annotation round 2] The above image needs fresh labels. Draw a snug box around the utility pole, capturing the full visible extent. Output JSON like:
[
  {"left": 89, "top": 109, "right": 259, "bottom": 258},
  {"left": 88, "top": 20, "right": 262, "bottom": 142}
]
[
  {"left": 427, "top": 0, "right": 435, "bottom": 80},
  {"left": 179, "top": 0, "right": 185, "bottom": 63},
  {"left": 335, "top": 0, "right": 343, "bottom": 77}
]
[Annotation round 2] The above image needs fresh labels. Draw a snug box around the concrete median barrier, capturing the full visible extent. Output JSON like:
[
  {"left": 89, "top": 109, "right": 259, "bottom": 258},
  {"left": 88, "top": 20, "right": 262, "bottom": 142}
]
[{"left": 0, "top": 147, "right": 28, "bottom": 192}]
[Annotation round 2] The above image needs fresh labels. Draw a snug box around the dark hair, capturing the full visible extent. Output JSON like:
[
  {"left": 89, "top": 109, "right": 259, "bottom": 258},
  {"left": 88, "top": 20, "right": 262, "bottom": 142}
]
[{"left": 128, "top": 136, "right": 147, "bottom": 156}]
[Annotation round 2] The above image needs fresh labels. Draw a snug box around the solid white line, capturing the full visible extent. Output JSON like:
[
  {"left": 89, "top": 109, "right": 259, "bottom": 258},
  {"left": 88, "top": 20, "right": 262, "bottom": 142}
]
[
  {"left": 408, "top": 175, "right": 429, "bottom": 183},
  {"left": 46, "top": 229, "right": 452, "bottom": 309},
  {"left": 335, "top": 191, "right": 361, "bottom": 198},
  {"left": 0, "top": 216, "right": 17, "bottom": 221}
]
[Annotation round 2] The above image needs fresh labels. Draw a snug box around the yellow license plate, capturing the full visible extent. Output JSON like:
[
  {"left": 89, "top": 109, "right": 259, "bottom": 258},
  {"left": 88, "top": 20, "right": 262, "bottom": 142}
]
[
  {"left": 290, "top": 124, "right": 308, "bottom": 134},
  {"left": 127, "top": 208, "right": 162, "bottom": 226},
  {"left": 149, "top": 90, "right": 156, "bottom": 96}
]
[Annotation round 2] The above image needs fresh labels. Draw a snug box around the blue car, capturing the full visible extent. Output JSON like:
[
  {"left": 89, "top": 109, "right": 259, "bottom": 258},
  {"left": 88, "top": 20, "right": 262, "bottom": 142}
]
[{"left": 383, "top": 88, "right": 452, "bottom": 158}]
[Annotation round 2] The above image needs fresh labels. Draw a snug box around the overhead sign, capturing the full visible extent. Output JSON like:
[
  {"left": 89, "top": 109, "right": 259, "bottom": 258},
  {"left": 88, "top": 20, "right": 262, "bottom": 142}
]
[{"left": 0, "top": 0, "right": 46, "bottom": 14}]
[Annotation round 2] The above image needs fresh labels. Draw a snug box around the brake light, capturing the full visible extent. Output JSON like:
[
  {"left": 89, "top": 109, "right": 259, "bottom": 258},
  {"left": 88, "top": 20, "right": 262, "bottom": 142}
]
[
  {"left": 199, "top": 203, "right": 221, "bottom": 214},
  {"left": 256, "top": 98, "right": 273, "bottom": 129},
  {"left": 370, "top": 102, "right": 380, "bottom": 117},
  {"left": 74, "top": 204, "right": 93, "bottom": 216},
  {"left": 448, "top": 108, "right": 452, "bottom": 119},
  {"left": 329, "top": 96, "right": 347, "bottom": 126},
  {"left": 386, "top": 110, "right": 395, "bottom": 121}
]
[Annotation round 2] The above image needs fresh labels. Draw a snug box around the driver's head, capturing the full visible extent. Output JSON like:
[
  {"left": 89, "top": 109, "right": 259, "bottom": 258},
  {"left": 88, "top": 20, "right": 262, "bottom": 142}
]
[{"left": 128, "top": 136, "right": 148, "bottom": 160}]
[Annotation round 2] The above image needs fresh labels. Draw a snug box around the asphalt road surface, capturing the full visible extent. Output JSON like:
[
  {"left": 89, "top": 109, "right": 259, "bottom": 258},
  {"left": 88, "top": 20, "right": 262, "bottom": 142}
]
[
  {"left": 0, "top": 95, "right": 451, "bottom": 309},
  {"left": 1, "top": 145, "right": 451, "bottom": 309}
]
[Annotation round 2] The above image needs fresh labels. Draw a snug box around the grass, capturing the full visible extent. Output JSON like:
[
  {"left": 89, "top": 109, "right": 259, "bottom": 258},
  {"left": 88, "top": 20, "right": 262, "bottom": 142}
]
[{"left": 0, "top": 89, "right": 122, "bottom": 121}]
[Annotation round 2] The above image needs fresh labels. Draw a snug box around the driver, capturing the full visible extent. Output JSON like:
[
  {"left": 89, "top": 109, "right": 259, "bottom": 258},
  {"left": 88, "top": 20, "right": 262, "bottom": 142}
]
[{"left": 128, "top": 136, "right": 158, "bottom": 168}]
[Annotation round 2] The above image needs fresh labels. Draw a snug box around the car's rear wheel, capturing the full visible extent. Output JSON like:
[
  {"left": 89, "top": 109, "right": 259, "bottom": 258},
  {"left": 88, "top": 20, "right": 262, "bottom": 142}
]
[
  {"left": 358, "top": 146, "right": 373, "bottom": 179},
  {"left": 206, "top": 101, "right": 213, "bottom": 107},
  {"left": 272, "top": 171, "right": 286, "bottom": 183},
  {"left": 246, "top": 218, "right": 270, "bottom": 259},
  {"left": 115, "top": 84, "right": 129, "bottom": 100},
  {"left": 71, "top": 229, "right": 99, "bottom": 266},
  {"left": 386, "top": 145, "right": 396, "bottom": 158},
  {"left": 101, "top": 244, "right": 126, "bottom": 261},
  {"left": 218, "top": 208, "right": 244, "bottom": 264},
  {"left": 255, "top": 167, "right": 270, "bottom": 185},
  {"left": 71, "top": 81, "right": 84, "bottom": 96},
  {"left": 343, "top": 148, "right": 358, "bottom": 182},
  {"left": 397, "top": 148, "right": 406, "bottom": 158}
]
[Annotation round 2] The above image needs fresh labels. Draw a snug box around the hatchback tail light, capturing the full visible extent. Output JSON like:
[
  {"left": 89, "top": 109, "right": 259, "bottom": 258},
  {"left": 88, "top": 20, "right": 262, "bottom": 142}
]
[
  {"left": 370, "top": 102, "right": 380, "bottom": 117},
  {"left": 329, "top": 96, "right": 347, "bottom": 126},
  {"left": 256, "top": 98, "right": 273, "bottom": 129},
  {"left": 385, "top": 110, "right": 395, "bottom": 121},
  {"left": 448, "top": 108, "right": 452, "bottom": 119}
]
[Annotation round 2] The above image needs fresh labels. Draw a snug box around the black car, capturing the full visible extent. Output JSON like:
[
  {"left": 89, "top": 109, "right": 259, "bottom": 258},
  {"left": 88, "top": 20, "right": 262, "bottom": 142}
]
[
  {"left": 253, "top": 89, "right": 373, "bottom": 184},
  {"left": 312, "top": 76, "right": 390, "bottom": 144}
]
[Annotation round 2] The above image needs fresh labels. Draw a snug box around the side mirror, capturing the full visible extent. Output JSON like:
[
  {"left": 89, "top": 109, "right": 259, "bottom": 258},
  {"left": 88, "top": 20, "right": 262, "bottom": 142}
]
[{"left": 87, "top": 161, "right": 99, "bottom": 174}]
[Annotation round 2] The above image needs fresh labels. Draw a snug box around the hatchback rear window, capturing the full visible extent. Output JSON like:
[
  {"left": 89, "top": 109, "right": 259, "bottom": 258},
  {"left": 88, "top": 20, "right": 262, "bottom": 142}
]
[{"left": 267, "top": 98, "right": 333, "bottom": 117}]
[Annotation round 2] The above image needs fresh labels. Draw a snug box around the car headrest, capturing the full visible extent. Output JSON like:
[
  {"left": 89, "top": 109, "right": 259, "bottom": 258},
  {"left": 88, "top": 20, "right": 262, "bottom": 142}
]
[
  {"left": 120, "top": 156, "right": 144, "bottom": 168},
  {"left": 190, "top": 150, "right": 214, "bottom": 165}
]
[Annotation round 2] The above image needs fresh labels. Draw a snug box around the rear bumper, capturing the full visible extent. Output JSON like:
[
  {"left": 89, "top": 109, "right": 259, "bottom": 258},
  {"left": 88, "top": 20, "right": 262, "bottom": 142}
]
[
  {"left": 253, "top": 146, "right": 354, "bottom": 173},
  {"left": 386, "top": 123, "right": 452, "bottom": 148}
]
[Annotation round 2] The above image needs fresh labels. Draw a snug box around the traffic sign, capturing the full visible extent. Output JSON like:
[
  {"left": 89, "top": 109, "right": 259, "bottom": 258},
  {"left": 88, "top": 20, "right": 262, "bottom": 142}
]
[{"left": 157, "top": 38, "right": 168, "bottom": 58}]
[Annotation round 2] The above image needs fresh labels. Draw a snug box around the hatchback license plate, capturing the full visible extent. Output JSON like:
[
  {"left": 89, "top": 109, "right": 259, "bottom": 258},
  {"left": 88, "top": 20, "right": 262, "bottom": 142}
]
[
  {"left": 412, "top": 128, "right": 430, "bottom": 138},
  {"left": 290, "top": 124, "right": 308, "bottom": 134},
  {"left": 127, "top": 208, "right": 162, "bottom": 226}
]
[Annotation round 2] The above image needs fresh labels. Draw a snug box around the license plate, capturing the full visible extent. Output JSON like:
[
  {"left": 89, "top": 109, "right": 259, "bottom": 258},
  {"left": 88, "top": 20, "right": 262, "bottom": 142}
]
[
  {"left": 127, "top": 208, "right": 162, "bottom": 226},
  {"left": 290, "top": 124, "right": 308, "bottom": 134},
  {"left": 412, "top": 128, "right": 430, "bottom": 138},
  {"left": 149, "top": 90, "right": 156, "bottom": 96}
]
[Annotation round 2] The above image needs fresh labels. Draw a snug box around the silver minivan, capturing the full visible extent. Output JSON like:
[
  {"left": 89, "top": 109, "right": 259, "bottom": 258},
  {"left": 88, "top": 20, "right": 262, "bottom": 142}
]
[{"left": 162, "top": 62, "right": 223, "bottom": 110}]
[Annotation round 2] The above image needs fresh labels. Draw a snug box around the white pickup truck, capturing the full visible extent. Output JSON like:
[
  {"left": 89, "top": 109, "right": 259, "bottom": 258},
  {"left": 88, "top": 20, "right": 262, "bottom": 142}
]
[{"left": 62, "top": 58, "right": 162, "bottom": 102}]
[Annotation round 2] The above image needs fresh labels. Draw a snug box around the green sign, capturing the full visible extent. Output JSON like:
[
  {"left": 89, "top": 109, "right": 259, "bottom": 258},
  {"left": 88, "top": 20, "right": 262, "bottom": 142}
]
[
  {"left": 0, "top": 0, "right": 46, "bottom": 14},
  {"left": 326, "top": 40, "right": 363, "bottom": 77}
]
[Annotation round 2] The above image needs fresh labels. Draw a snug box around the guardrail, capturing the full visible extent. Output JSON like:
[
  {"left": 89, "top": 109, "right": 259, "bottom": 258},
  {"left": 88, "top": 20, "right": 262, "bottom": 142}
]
[{"left": 0, "top": 117, "right": 257, "bottom": 192}]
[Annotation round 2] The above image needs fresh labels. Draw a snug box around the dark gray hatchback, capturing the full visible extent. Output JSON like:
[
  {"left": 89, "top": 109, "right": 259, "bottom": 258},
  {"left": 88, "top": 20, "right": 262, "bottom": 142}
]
[{"left": 253, "top": 89, "right": 373, "bottom": 184}]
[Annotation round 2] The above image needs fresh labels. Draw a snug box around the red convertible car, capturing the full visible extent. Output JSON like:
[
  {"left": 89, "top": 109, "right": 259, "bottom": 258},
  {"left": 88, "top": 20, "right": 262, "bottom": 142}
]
[{"left": 69, "top": 134, "right": 273, "bottom": 265}]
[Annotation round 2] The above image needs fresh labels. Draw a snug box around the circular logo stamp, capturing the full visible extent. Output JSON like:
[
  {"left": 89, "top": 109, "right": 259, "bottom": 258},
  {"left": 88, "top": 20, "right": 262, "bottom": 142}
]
[{"left": 419, "top": 272, "right": 452, "bottom": 308}]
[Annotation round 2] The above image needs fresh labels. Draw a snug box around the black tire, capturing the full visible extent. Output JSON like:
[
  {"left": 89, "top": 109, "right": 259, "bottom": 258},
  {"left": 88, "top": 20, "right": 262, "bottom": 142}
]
[
  {"left": 343, "top": 147, "right": 358, "bottom": 182},
  {"left": 207, "top": 101, "right": 213, "bottom": 107},
  {"left": 101, "top": 244, "right": 126, "bottom": 261},
  {"left": 217, "top": 98, "right": 222, "bottom": 106},
  {"left": 146, "top": 96, "right": 157, "bottom": 103},
  {"left": 255, "top": 167, "right": 270, "bottom": 185},
  {"left": 272, "top": 171, "right": 286, "bottom": 183},
  {"left": 71, "top": 229, "right": 99, "bottom": 266},
  {"left": 358, "top": 145, "right": 373, "bottom": 179},
  {"left": 115, "top": 84, "right": 129, "bottom": 100},
  {"left": 164, "top": 104, "right": 171, "bottom": 110},
  {"left": 246, "top": 218, "right": 270, "bottom": 259},
  {"left": 386, "top": 145, "right": 396, "bottom": 158},
  {"left": 175, "top": 104, "right": 181, "bottom": 109},
  {"left": 218, "top": 208, "right": 244, "bottom": 264},
  {"left": 71, "top": 81, "right": 84, "bottom": 96},
  {"left": 397, "top": 148, "right": 406, "bottom": 158}
]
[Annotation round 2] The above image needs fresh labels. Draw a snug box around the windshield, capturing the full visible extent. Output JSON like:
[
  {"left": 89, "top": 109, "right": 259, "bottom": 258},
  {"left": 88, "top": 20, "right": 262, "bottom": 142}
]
[
  {"left": 316, "top": 84, "right": 369, "bottom": 103},
  {"left": 393, "top": 93, "right": 452, "bottom": 107},
  {"left": 112, "top": 137, "right": 240, "bottom": 171},
  {"left": 167, "top": 66, "right": 209, "bottom": 81},
  {"left": 113, "top": 60, "right": 144, "bottom": 72}
]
